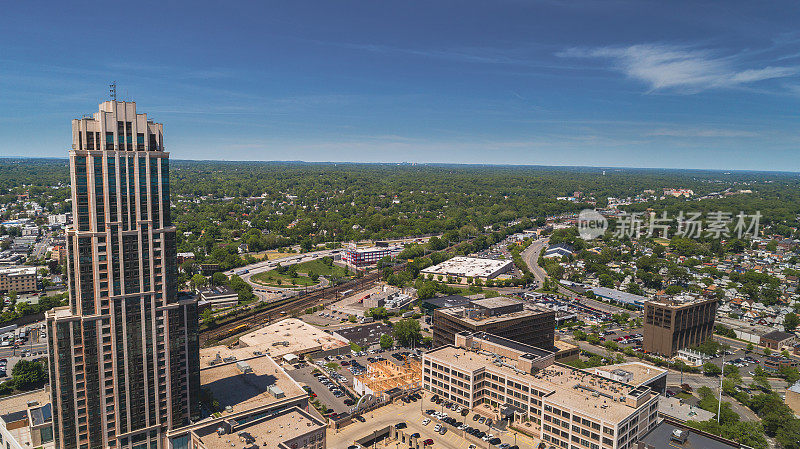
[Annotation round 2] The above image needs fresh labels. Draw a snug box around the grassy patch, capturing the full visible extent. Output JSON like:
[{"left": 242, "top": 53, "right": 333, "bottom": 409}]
[
  {"left": 675, "top": 391, "right": 693, "bottom": 400},
  {"left": 294, "top": 259, "right": 349, "bottom": 277},
  {"left": 258, "top": 251, "right": 295, "bottom": 260},
  {"left": 251, "top": 270, "right": 317, "bottom": 287}
]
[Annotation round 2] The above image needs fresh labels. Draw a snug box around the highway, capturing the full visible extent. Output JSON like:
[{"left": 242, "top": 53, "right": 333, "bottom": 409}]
[{"left": 225, "top": 248, "right": 344, "bottom": 302}]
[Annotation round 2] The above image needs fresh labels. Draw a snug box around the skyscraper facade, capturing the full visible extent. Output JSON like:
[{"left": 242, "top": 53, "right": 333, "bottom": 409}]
[{"left": 46, "top": 101, "right": 200, "bottom": 449}]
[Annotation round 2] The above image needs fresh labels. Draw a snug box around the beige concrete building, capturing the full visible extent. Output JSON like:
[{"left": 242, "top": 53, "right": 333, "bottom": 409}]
[
  {"left": 46, "top": 101, "right": 200, "bottom": 449},
  {"left": 0, "top": 267, "right": 37, "bottom": 293},
  {"left": 182, "top": 408, "right": 325, "bottom": 449},
  {"left": 785, "top": 381, "right": 800, "bottom": 416},
  {"left": 0, "top": 388, "right": 54, "bottom": 449},
  {"left": 423, "top": 332, "right": 659, "bottom": 449}
]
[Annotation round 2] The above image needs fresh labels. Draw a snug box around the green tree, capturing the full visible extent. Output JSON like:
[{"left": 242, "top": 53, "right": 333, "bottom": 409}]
[
  {"left": 201, "top": 309, "right": 215, "bottom": 326},
  {"left": 190, "top": 273, "right": 208, "bottom": 290},
  {"left": 785, "top": 312, "right": 800, "bottom": 332},
  {"left": 703, "top": 362, "right": 722, "bottom": 376},
  {"left": 380, "top": 334, "right": 394, "bottom": 349},
  {"left": 12, "top": 360, "right": 47, "bottom": 390},
  {"left": 393, "top": 318, "right": 422, "bottom": 347},
  {"left": 366, "top": 307, "right": 389, "bottom": 320},
  {"left": 211, "top": 272, "right": 228, "bottom": 286}
]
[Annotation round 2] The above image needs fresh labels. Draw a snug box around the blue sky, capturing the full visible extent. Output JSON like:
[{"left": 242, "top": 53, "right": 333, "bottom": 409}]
[{"left": 2, "top": 0, "right": 800, "bottom": 170}]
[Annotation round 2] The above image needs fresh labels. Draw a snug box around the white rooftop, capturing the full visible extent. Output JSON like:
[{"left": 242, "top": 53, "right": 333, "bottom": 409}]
[{"left": 421, "top": 256, "right": 513, "bottom": 278}]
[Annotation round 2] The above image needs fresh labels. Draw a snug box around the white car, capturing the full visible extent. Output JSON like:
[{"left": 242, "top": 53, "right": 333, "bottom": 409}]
[
  {"left": 469, "top": 445, "right": 477, "bottom": 449},
  {"left": 482, "top": 434, "right": 493, "bottom": 442},
  {"left": 434, "top": 425, "right": 442, "bottom": 433},
  {"left": 422, "top": 418, "right": 431, "bottom": 426}
]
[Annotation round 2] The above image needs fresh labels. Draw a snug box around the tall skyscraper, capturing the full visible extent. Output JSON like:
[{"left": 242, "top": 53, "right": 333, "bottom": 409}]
[{"left": 46, "top": 101, "right": 200, "bottom": 449}]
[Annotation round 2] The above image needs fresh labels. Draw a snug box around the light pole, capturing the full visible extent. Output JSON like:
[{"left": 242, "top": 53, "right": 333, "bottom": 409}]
[{"left": 717, "top": 355, "right": 724, "bottom": 424}]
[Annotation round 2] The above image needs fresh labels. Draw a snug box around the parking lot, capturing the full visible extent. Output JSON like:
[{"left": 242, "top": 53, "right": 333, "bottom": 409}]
[
  {"left": 320, "top": 348, "right": 420, "bottom": 386},
  {"left": 329, "top": 392, "right": 541, "bottom": 449},
  {"left": 289, "top": 364, "right": 355, "bottom": 418},
  {"left": 291, "top": 348, "right": 423, "bottom": 419}
]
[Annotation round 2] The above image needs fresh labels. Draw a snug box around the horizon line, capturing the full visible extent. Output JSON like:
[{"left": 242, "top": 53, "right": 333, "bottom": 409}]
[{"left": 1, "top": 156, "right": 799, "bottom": 175}]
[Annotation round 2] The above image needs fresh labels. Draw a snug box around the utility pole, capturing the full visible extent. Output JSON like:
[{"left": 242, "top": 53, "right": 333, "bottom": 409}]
[{"left": 717, "top": 355, "right": 724, "bottom": 424}]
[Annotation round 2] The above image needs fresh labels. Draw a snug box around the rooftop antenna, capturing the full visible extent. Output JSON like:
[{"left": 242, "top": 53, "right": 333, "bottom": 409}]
[{"left": 109, "top": 82, "right": 117, "bottom": 101}]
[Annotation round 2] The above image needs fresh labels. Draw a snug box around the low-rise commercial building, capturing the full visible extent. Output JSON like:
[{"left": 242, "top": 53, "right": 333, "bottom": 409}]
[
  {"left": 178, "top": 408, "right": 325, "bottom": 449},
  {"left": 0, "top": 267, "right": 37, "bottom": 293},
  {"left": 0, "top": 388, "right": 54, "bottom": 449},
  {"left": 420, "top": 256, "right": 513, "bottom": 284},
  {"left": 198, "top": 285, "right": 239, "bottom": 310},
  {"left": 760, "top": 330, "right": 796, "bottom": 351},
  {"left": 643, "top": 297, "right": 717, "bottom": 356},
  {"left": 342, "top": 245, "right": 402, "bottom": 268},
  {"left": 423, "top": 332, "right": 660, "bottom": 449},
  {"left": 332, "top": 322, "right": 394, "bottom": 349},
  {"left": 432, "top": 297, "right": 555, "bottom": 349}
]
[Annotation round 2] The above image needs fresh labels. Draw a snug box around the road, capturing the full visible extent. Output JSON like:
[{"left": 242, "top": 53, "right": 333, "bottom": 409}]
[
  {"left": 226, "top": 249, "right": 344, "bottom": 302},
  {"left": 520, "top": 238, "right": 549, "bottom": 286},
  {"left": 31, "top": 231, "right": 52, "bottom": 260}
]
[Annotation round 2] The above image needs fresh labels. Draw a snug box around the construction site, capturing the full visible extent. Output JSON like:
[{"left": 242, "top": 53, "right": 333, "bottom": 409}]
[{"left": 353, "top": 356, "right": 422, "bottom": 397}]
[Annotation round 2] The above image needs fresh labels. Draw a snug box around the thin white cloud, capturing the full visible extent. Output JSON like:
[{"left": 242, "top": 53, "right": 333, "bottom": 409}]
[
  {"left": 558, "top": 44, "right": 799, "bottom": 92},
  {"left": 646, "top": 128, "right": 758, "bottom": 138}
]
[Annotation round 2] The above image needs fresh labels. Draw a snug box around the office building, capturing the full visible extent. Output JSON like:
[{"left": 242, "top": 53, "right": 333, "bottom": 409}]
[
  {"left": 341, "top": 245, "right": 402, "bottom": 268},
  {"left": 432, "top": 297, "right": 555, "bottom": 349},
  {"left": 423, "top": 332, "right": 659, "bottom": 449},
  {"left": 643, "top": 297, "right": 717, "bottom": 356},
  {"left": 0, "top": 267, "right": 37, "bottom": 293},
  {"left": 46, "top": 101, "right": 200, "bottom": 449}
]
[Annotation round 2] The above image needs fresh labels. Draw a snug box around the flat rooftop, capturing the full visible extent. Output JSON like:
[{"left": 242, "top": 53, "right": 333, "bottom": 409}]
[
  {"left": 334, "top": 322, "right": 394, "bottom": 344},
  {"left": 553, "top": 339, "right": 578, "bottom": 352},
  {"left": 645, "top": 295, "right": 714, "bottom": 308},
  {"left": 421, "top": 295, "right": 471, "bottom": 309},
  {"left": 0, "top": 389, "right": 54, "bottom": 449},
  {"left": 200, "top": 351, "right": 306, "bottom": 415},
  {"left": 0, "top": 388, "right": 50, "bottom": 418},
  {"left": 0, "top": 266, "right": 36, "bottom": 275},
  {"left": 437, "top": 305, "right": 550, "bottom": 325},
  {"left": 421, "top": 256, "right": 513, "bottom": 278},
  {"left": 230, "top": 318, "right": 347, "bottom": 358},
  {"left": 659, "top": 396, "right": 716, "bottom": 422},
  {"left": 425, "top": 346, "right": 652, "bottom": 422},
  {"left": 637, "top": 420, "right": 738, "bottom": 449},
  {"left": 194, "top": 408, "right": 324, "bottom": 449},
  {"left": 588, "top": 362, "right": 667, "bottom": 388},
  {"left": 471, "top": 297, "right": 522, "bottom": 310},
  {"left": 469, "top": 332, "right": 554, "bottom": 358}
]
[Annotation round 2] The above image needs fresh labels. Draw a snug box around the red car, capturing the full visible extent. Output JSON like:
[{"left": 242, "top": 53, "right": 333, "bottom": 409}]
[{"left": 422, "top": 440, "right": 433, "bottom": 446}]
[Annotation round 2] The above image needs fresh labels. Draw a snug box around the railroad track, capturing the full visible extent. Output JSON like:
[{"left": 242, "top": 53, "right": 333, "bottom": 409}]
[
  {"left": 199, "top": 224, "right": 523, "bottom": 345},
  {"left": 200, "top": 269, "right": 384, "bottom": 344}
]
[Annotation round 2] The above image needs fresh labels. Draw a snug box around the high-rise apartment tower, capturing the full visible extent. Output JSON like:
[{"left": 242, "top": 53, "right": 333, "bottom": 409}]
[{"left": 46, "top": 101, "right": 200, "bottom": 449}]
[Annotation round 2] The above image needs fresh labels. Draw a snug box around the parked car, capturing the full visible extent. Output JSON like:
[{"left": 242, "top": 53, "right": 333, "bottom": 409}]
[
  {"left": 422, "top": 418, "right": 431, "bottom": 426},
  {"left": 395, "top": 422, "right": 407, "bottom": 430},
  {"left": 423, "top": 439, "right": 433, "bottom": 446}
]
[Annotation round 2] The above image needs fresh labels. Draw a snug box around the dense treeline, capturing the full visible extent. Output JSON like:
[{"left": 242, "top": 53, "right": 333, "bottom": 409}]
[{"left": 4, "top": 158, "right": 800, "bottom": 268}]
